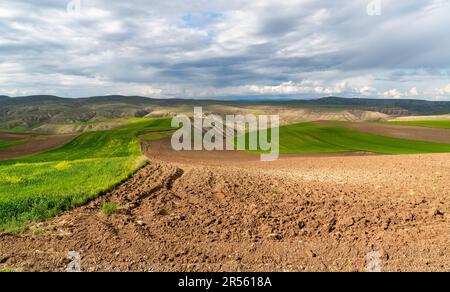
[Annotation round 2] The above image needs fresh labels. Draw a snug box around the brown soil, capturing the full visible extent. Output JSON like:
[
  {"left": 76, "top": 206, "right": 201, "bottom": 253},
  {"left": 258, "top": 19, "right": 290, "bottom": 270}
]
[
  {"left": 142, "top": 138, "right": 378, "bottom": 167},
  {"left": 0, "top": 132, "right": 33, "bottom": 141},
  {"left": 0, "top": 134, "right": 77, "bottom": 160},
  {"left": 316, "top": 121, "right": 450, "bottom": 144},
  {"left": 389, "top": 114, "right": 450, "bottom": 122},
  {"left": 0, "top": 139, "right": 448, "bottom": 272}
]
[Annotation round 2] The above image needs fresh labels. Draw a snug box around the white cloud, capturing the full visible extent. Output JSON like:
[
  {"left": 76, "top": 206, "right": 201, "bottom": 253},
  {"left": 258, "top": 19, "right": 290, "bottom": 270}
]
[
  {"left": 359, "top": 86, "right": 377, "bottom": 96},
  {"left": 439, "top": 84, "right": 450, "bottom": 95},
  {"left": 383, "top": 89, "right": 403, "bottom": 99},
  {"left": 409, "top": 87, "right": 419, "bottom": 96},
  {"left": 118, "top": 85, "right": 164, "bottom": 97},
  {"left": 239, "top": 81, "right": 342, "bottom": 95}
]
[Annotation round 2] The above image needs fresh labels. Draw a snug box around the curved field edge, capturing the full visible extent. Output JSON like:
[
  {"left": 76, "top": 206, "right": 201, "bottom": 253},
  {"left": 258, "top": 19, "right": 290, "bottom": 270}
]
[
  {"left": 383, "top": 120, "right": 450, "bottom": 129},
  {"left": 246, "top": 123, "right": 450, "bottom": 154},
  {"left": 0, "top": 138, "right": 30, "bottom": 151},
  {"left": 0, "top": 118, "right": 174, "bottom": 232}
]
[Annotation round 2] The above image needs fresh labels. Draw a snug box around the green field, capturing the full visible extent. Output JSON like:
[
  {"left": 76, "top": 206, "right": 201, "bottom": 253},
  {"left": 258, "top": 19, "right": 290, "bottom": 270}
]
[
  {"left": 3, "top": 118, "right": 450, "bottom": 232},
  {"left": 0, "top": 128, "right": 33, "bottom": 133},
  {"left": 0, "top": 138, "right": 30, "bottom": 151},
  {"left": 0, "top": 118, "right": 173, "bottom": 232},
  {"left": 138, "top": 130, "right": 174, "bottom": 141},
  {"left": 384, "top": 120, "right": 450, "bottom": 129},
  {"left": 248, "top": 123, "right": 450, "bottom": 154}
]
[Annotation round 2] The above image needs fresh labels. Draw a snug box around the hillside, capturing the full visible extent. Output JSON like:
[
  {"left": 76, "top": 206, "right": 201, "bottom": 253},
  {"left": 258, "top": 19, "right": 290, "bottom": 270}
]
[
  {"left": 1, "top": 95, "right": 450, "bottom": 130},
  {"left": 303, "top": 97, "right": 450, "bottom": 115}
]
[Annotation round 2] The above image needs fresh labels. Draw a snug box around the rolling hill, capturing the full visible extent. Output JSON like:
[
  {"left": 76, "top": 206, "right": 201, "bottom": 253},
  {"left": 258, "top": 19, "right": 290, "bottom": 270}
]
[
  {"left": 1, "top": 95, "right": 450, "bottom": 130},
  {"left": 0, "top": 118, "right": 174, "bottom": 231}
]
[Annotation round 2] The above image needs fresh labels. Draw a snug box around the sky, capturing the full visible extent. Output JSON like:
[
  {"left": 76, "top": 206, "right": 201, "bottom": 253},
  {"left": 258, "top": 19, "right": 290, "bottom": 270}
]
[{"left": 1, "top": 0, "right": 450, "bottom": 100}]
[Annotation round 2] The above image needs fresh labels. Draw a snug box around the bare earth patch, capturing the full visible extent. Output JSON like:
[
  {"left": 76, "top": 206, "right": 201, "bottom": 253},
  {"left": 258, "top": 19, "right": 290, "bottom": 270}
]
[
  {"left": 0, "top": 132, "right": 33, "bottom": 141},
  {"left": 316, "top": 121, "right": 450, "bottom": 144},
  {"left": 0, "top": 134, "right": 77, "bottom": 160},
  {"left": 0, "top": 139, "right": 448, "bottom": 272},
  {"left": 389, "top": 114, "right": 450, "bottom": 122}
]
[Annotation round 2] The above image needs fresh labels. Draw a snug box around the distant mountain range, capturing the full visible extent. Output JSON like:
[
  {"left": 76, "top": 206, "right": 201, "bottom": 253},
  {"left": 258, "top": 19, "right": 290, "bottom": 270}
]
[{"left": 1, "top": 95, "right": 450, "bottom": 130}]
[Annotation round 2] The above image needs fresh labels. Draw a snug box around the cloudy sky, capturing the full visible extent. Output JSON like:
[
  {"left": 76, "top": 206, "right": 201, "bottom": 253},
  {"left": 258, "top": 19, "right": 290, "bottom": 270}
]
[{"left": 1, "top": 0, "right": 450, "bottom": 100}]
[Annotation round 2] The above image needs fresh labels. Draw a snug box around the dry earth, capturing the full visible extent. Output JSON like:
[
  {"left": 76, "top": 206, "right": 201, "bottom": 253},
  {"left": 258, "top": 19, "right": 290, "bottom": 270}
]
[
  {"left": 389, "top": 115, "right": 450, "bottom": 122},
  {"left": 0, "top": 134, "right": 77, "bottom": 160},
  {"left": 317, "top": 121, "right": 450, "bottom": 144},
  {"left": 0, "top": 138, "right": 448, "bottom": 272},
  {"left": 0, "top": 132, "right": 33, "bottom": 141},
  {"left": 146, "top": 107, "right": 390, "bottom": 125},
  {"left": 33, "top": 121, "right": 130, "bottom": 135}
]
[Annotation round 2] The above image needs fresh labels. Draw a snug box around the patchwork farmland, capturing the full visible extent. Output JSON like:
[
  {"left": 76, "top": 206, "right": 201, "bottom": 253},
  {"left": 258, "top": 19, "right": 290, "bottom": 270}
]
[{"left": 0, "top": 106, "right": 449, "bottom": 271}]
